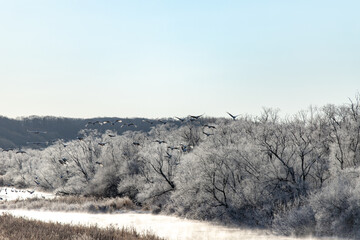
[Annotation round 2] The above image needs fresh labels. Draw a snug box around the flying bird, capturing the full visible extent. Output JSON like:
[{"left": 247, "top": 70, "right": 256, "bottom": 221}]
[
  {"left": 112, "top": 119, "right": 123, "bottom": 125},
  {"left": 203, "top": 124, "right": 216, "bottom": 129},
  {"left": 154, "top": 140, "right": 166, "bottom": 144},
  {"left": 175, "top": 117, "right": 186, "bottom": 122},
  {"left": 108, "top": 134, "right": 116, "bottom": 137},
  {"left": 227, "top": 112, "right": 239, "bottom": 120},
  {"left": 98, "top": 142, "right": 107, "bottom": 146},
  {"left": 95, "top": 161, "right": 103, "bottom": 167},
  {"left": 58, "top": 158, "right": 68, "bottom": 165},
  {"left": 180, "top": 144, "right": 188, "bottom": 152},
  {"left": 92, "top": 121, "right": 101, "bottom": 125},
  {"left": 121, "top": 123, "right": 137, "bottom": 128},
  {"left": 133, "top": 142, "right": 141, "bottom": 146},
  {"left": 58, "top": 159, "right": 65, "bottom": 165},
  {"left": 27, "top": 142, "right": 48, "bottom": 146},
  {"left": 27, "top": 130, "right": 47, "bottom": 134},
  {"left": 203, "top": 131, "right": 214, "bottom": 137},
  {"left": 167, "top": 146, "right": 179, "bottom": 151},
  {"left": 142, "top": 119, "right": 154, "bottom": 124},
  {"left": 190, "top": 114, "right": 203, "bottom": 120},
  {"left": 101, "top": 120, "right": 112, "bottom": 125}
]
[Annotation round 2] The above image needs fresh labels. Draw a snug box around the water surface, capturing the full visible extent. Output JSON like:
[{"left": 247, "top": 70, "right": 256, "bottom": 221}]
[{"left": 0, "top": 209, "right": 340, "bottom": 240}]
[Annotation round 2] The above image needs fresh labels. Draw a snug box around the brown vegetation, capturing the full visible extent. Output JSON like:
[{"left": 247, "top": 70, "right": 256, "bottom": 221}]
[{"left": 0, "top": 213, "right": 163, "bottom": 240}]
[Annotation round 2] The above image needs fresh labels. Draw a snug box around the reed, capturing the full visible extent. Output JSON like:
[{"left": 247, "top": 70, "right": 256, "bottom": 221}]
[{"left": 0, "top": 213, "right": 163, "bottom": 240}]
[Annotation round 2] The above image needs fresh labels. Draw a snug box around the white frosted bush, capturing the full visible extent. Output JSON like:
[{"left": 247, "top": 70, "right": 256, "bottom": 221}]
[
  {"left": 310, "top": 169, "right": 360, "bottom": 238},
  {"left": 272, "top": 204, "right": 315, "bottom": 236}
]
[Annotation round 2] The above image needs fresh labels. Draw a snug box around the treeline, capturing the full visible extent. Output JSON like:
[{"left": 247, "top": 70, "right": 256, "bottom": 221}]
[{"left": 1, "top": 95, "right": 360, "bottom": 238}]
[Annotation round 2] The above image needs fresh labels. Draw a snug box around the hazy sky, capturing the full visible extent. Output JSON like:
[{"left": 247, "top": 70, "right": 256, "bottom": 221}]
[{"left": 1, "top": 1, "right": 359, "bottom": 119}]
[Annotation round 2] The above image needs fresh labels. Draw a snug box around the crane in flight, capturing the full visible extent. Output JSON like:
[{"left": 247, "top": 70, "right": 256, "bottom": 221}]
[
  {"left": 92, "top": 121, "right": 101, "bottom": 125},
  {"left": 142, "top": 119, "right": 154, "bottom": 124},
  {"left": 154, "top": 140, "right": 166, "bottom": 144},
  {"left": 227, "top": 112, "right": 239, "bottom": 120},
  {"left": 167, "top": 146, "right": 179, "bottom": 151},
  {"left": 203, "top": 124, "right": 216, "bottom": 129},
  {"left": 101, "top": 120, "right": 112, "bottom": 125},
  {"left": 175, "top": 117, "right": 186, "bottom": 122},
  {"left": 158, "top": 120, "right": 167, "bottom": 124},
  {"left": 121, "top": 123, "right": 137, "bottom": 128},
  {"left": 58, "top": 158, "right": 68, "bottom": 165},
  {"left": 189, "top": 114, "right": 203, "bottom": 120},
  {"left": 95, "top": 161, "right": 103, "bottom": 167},
  {"left": 112, "top": 119, "right": 123, "bottom": 125},
  {"left": 202, "top": 131, "right": 214, "bottom": 137},
  {"left": 27, "top": 142, "right": 48, "bottom": 146},
  {"left": 27, "top": 130, "right": 47, "bottom": 134}
]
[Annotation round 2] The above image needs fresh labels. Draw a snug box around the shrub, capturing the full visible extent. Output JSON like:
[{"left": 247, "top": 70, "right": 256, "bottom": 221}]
[
  {"left": 273, "top": 204, "right": 316, "bottom": 236},
  {"left": 310, "top": 169, "right": 360, "bottom": 238}
]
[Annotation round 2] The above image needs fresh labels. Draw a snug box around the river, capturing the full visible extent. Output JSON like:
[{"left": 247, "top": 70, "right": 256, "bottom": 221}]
[{"left": 0, "top": 209, "right": 341, "bottom": 240}]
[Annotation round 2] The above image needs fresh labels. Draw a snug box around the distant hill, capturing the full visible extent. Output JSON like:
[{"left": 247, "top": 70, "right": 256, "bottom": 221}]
[{"left": 0, "top": 116, "right": 175, "bottom": 149}]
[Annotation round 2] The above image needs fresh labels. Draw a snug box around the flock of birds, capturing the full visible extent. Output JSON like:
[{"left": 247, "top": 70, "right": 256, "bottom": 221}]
[
  {"left": 0, "top": 112, "right": 240, "bottom": 154},
  {"left": 0, "top": 188, "right": 34, "bottom": 195},
  {"left": 0, "top": 187, "right": 36, "bottom": 200},
  {"left": 0, "top": 113, "right": 240, "bottom": 188},
  {"left": 83, "top": 112, "right": 239, "bottom": 148}
]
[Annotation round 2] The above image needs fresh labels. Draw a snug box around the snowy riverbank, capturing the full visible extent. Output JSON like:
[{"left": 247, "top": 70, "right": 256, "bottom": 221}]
[
  {"left": 0, "top": 187, "right": 55, "bottom": 201},
  {"left": 0, "top": 188, "right": 345, "bottom": 240},
  {"left": 0, "top": 209, "right": 342, "bottom": 240}
]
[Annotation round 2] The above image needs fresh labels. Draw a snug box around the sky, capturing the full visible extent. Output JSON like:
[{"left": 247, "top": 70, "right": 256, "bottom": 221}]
[{"left": 0, "top": 0, "right": 359, "bottom": 119}]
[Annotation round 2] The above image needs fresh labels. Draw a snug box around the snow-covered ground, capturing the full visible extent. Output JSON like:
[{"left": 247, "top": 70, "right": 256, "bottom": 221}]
[
  {"left": 0, "top": 209, "right": 343, "bottom": 240},
  {"left": 0, "top": 188, "right": 342, "bottom": 240},
  {"left": 0, "top": 187, "right": 55, "bottom": 201}
]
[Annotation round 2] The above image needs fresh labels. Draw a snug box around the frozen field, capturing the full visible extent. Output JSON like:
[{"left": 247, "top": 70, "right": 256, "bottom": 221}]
[
  {"left": 0, "top": 209, "right": 342, "bottom": 240},
  {"left": 0, "top": 188, "right": 343, "bottom": 240}
]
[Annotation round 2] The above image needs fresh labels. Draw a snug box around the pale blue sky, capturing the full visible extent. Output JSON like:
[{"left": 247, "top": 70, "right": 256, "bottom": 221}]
[{"left": 0, "top": 1, "right": 359, "bottom": 119}]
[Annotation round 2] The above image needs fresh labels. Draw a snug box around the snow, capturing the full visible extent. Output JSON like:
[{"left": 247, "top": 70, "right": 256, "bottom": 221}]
[
  {"left": 0, "top": 209, "right": 342, "bottom": 240},
  {"left": 0, "top": 188, "right": 342, "bottom": 240},
  {"left": 0, "top": 187, "right": 55, "bottom": 201}
]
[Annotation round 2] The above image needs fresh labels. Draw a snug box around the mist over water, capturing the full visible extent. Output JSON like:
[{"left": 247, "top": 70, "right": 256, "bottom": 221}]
[{"left": 0, "top": 209, "right": 339, "bottom": 240}]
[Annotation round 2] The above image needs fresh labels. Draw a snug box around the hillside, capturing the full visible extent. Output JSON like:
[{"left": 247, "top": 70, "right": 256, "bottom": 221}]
[{"left": 0, "top": 116, "right": 174, "bottom": 149}]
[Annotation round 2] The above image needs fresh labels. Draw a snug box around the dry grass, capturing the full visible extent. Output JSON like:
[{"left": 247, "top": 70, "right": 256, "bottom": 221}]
[
  {"left": 0, "top": 213, "right": 164, "bottom": 240},
  {"left": 0, "top": 196, "right": 136, "bottom": 213}
]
